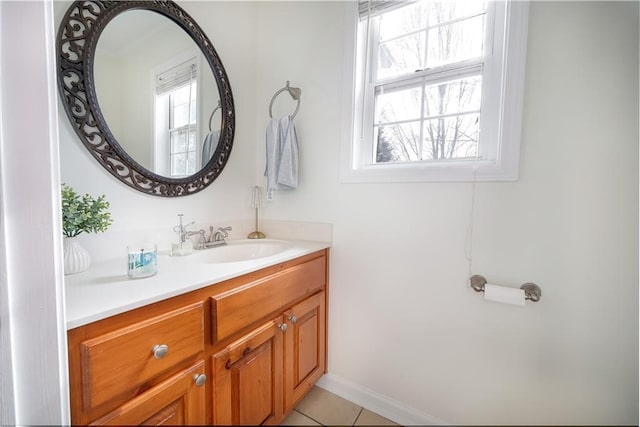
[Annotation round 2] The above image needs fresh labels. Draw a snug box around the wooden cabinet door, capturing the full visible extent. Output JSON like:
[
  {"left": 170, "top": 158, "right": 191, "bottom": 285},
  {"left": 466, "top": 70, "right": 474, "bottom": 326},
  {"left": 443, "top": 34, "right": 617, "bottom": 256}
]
[
  {"left": 212, "top": 317, "right": 284, "bottom": 425},
  {"left": 283, "top": 291, "right": 326, "bottom": 413},
  {"left": 90, "top": 360, "right": 206, "bottom": 426}
]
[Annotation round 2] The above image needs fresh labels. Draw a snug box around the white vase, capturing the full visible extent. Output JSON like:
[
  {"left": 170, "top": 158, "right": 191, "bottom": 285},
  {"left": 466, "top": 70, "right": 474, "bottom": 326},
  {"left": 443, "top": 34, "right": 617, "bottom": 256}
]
[{"left": 64, "top": 236, "right": 90, "bottom": 275}]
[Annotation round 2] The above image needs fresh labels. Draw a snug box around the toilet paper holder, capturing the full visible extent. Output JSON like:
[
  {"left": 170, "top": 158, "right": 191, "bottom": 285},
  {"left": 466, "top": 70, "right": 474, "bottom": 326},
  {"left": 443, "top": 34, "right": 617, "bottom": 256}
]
[{"left": 470, "top": 275, "right": 542, "bottom": 302}]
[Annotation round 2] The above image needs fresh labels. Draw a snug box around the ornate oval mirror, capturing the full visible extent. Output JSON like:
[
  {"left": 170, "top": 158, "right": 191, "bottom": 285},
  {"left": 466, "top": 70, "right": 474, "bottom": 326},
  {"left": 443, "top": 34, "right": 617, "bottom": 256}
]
[{"left": 57, "top": 1, "right": 235, "bottom": 197}]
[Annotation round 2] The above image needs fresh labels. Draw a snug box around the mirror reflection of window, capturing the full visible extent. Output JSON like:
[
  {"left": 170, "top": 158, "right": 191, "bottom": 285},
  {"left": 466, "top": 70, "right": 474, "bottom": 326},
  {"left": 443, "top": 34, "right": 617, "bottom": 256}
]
[
  {"left": 169, "top": 80, "right": 197, "bottom": 176},
  {"left": 154, "top": 59, "right": 198, "bottom": 177}
]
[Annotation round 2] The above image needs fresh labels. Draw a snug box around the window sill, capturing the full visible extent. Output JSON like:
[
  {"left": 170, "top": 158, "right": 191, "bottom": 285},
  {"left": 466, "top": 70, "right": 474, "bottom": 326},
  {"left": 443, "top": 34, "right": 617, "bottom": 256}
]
[{"left": 339, "top": 158, "right": 519, "bottom": 183}]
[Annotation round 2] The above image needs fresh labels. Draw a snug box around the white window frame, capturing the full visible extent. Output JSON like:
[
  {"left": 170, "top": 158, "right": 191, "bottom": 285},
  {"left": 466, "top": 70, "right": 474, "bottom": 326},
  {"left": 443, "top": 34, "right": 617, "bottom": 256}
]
[{"left": 340, "top": 0, "right": 529, "bottom": 182}]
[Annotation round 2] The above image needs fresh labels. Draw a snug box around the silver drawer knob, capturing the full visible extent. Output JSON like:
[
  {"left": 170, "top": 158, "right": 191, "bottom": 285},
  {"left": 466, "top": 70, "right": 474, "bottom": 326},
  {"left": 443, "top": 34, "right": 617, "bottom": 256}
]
[
  {"left": 288, "top": 315, "right": 298, "bottom": 324},
  {"left": 193, "top": 373, "right": 207, "bottom": 387},
  {"left": 278, "top": 323, "right": 288, "bottom": 332},
  {"left": 152, "top": 344, "right": 169, "bottom": 359}
]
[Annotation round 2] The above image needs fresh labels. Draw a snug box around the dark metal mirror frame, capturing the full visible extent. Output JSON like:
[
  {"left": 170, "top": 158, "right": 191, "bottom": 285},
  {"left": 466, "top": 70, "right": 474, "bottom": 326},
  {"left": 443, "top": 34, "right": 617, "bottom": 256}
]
[{"left": 57, "top": 1, "right": 235, "bottom": 197}]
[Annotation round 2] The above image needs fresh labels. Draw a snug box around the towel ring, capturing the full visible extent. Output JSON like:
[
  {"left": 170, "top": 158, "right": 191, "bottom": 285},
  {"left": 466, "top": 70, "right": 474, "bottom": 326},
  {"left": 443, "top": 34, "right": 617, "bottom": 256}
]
[
  {"left": 208, "top": 100, "right": 221, "bottom": 131},
  {"left": 269, "top": 81, "right": 301, "bottom": 119}
]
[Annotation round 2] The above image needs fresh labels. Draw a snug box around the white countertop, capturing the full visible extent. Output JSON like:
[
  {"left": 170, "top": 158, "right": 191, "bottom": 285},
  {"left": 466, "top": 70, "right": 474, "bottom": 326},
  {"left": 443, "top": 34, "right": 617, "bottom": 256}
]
[{"left": 64, "top": 239, "right": 330, "bottom": 329}]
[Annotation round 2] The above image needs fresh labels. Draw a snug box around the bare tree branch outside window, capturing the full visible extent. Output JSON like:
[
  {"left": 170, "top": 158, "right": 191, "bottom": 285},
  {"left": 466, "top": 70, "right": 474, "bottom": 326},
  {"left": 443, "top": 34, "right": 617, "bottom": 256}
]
[{"left": 372, "top": 1, "right": 485, "bottom": 164}]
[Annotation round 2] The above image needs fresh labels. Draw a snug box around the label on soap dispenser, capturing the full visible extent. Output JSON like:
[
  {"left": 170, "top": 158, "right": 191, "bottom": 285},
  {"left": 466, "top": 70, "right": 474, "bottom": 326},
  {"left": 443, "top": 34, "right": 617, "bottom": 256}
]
[{"left": 127, "top": 244, "right": 157, "bottom": 278}]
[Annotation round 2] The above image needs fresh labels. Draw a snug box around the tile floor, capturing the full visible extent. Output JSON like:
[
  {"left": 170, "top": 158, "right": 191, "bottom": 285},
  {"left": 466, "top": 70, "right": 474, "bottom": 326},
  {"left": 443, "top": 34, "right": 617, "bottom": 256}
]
[{"left": 281, "top": 387, "right": 398, "bottom": 426}]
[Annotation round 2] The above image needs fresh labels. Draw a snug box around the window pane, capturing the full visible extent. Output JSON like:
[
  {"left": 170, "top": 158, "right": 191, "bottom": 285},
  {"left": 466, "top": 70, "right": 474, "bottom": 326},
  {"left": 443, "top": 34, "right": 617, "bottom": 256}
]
[
  {"left": 171, "top": 153, "right": 187, "bottom": 176},
  {"left": 377, "top": 33, "right": 425, "bottom": 80},
  {"left": 424, "top": 75, "right": 482, "bottom": 117},
  {"left": 171, "top": 152, "right": 196, "bottom": 176},
  {"left": 426, "top": 14, "right": 484, "bottom": 68},
  {"left": 428, "top": 1, "right": 486, "bottom": 26},
  {"left": 171, "top": 126, "right": 197, "bottom": 152},
  {"left": 171, "top": 103, "right": 189, "bottom": 128},
  {"left": 375, "top": 85, "right": 422, "bottom": 124},
  {"left": 375, "top": 122, "right": 421, "bottom": 163},
  {"left": 170, "top": 129, "right": 188, "bottom": 152},
  {"left": 379, "top": 2, "right": 428, "bottom": 40},
  {"left": 422, "top": 113, "right": 479, "bottom": 160},
  {"left": 169, "top": 82, "right": 197, "bottom": 128},
  {"left": 171, "top": 83, "right": 195, "bottom": 105},
  {"left": 186, "top": 152, "right": 196, "bottom": 175},
  {"left": 188, "top": 128, "right": 197, "bottom": 151}
]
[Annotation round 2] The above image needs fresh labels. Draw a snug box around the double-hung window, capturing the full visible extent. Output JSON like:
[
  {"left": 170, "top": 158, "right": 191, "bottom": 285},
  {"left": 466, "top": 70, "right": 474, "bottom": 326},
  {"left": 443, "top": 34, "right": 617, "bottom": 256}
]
[
  {"left": 154, "top": 58, "right": 198, "bottom": 177},
  {"left": 344, "top": 0, "right": 529, "bottom": 182},
  {"left": 167, "top": 81, "right": 198, "bottom": 177}
]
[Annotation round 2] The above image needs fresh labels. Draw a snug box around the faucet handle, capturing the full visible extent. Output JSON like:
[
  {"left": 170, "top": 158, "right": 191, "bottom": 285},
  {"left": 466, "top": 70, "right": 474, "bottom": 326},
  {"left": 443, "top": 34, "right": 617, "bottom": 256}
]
[
  {"left": 173, "top": 214, "right": 195, "bottom": 231},
  {"left": 213, "top": 226, "right": 232, "bottom": 241},
  {"left": 187, "top": 229, "right": 206, "bottom": 250},
  {"left": 173, "top": 222, "right": 194, "bottom": 233}
]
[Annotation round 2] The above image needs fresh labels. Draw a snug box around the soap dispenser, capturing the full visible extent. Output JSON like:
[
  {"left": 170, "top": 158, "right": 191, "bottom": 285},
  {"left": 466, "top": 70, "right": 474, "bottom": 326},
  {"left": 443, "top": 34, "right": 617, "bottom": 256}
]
[{"left": 172, "top": 214, "right": 194, "bottom": 256}]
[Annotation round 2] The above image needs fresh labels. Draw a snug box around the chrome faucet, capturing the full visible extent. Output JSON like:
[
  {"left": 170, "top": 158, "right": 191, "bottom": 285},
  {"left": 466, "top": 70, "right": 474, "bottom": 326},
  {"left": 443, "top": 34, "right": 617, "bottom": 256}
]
[
  {"left": 182, "top": 224, "right": 232, "bottom": 250},
  {"left": 173, "top": 214, "right": 195, "bottom": 243},
  {"left": 212, "top": 226, "right": 232, "bottom": 242},
  {"left": 173, "top": 214, "right": 206, "bottom": 249},
  {"left": 187, "top": 229, "right": 206, "bottom": 250}
]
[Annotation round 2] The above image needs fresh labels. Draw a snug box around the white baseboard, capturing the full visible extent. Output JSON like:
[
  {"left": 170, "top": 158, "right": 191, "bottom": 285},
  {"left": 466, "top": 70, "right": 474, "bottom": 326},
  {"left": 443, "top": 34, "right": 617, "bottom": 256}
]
[{"left": 316, "top": 373, "right": 449, "bottom": 426}]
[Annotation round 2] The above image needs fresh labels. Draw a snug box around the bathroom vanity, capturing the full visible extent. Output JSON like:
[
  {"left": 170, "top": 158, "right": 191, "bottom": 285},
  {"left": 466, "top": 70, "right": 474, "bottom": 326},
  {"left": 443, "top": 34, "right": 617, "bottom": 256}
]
[{"left": 65, "top": 242, "right": 329, "bottom": 425}]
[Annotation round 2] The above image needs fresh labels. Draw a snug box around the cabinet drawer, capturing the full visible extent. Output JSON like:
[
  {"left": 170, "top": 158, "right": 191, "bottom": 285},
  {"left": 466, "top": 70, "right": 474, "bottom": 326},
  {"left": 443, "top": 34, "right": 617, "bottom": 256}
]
[
  {"left": 80, "top": 302, "right": 204, "bottom": 411},
  {"left": 211, "top": 255, "right": 325, "bottom": 342},
  {"left": 90, "top": 360, "right": 206, "bottom": 426}
]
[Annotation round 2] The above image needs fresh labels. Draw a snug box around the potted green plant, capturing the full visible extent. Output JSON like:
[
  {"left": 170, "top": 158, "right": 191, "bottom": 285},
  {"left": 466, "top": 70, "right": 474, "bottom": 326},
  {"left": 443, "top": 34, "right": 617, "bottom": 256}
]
[{"left": 61, "top": 183, "right": 112, "bottom": 274}]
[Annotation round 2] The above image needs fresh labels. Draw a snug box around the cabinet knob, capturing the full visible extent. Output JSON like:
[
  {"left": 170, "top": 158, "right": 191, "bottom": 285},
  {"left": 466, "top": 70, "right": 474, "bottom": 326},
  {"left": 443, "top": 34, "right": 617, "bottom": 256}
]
[
  {"left": 152, "top": 344, "right": 169, "bottom": 359},
  {"left": 288, "top": 315, "right": 298, "bottom": 324},
  {"left": 277, "top": 322, "right": 288, "bottom": 332},
  {"left": 193, "top": 373, "right": 207, "bottom": 387}
]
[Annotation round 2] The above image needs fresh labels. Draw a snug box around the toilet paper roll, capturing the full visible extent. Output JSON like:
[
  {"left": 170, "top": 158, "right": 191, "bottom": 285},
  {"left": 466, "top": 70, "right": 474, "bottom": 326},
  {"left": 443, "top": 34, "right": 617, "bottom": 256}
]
[{"left": 484, "top": 283, "right": 525, "bottom": 306}]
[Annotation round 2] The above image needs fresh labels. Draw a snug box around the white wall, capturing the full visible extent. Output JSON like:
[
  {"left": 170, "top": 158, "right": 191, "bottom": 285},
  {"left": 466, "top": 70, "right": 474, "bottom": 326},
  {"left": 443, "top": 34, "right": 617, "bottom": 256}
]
[
  {"left": 51, "top": 0, "right": 637, "bottom": 425},
  {"left": 252, "top": 1, "right": 639, "bottom": 425}
]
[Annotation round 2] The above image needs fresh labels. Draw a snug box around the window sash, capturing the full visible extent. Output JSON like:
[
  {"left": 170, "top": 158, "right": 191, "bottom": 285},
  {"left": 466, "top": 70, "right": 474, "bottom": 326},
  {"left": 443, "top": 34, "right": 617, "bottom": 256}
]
[
  {"left": 368, "top": 4, "right": 488, "bottom": 84},
  {"left": 169, "top": 85, "right": 198, "bottom": 130},
  {"left": 169, "top": 124, "right": 197, "bottom": 176},
  {"left": 362, "top": 64, "right": 484, "bottom": 165},
  {"left": 358, "top": 1, "right": 494, "bottom": 167}
]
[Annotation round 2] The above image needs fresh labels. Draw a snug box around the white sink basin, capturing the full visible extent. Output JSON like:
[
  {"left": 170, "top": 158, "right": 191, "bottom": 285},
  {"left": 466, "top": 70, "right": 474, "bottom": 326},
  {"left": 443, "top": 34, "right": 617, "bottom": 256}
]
[{"left": 194, "top": 239, "right": 290, "bottom": 263}]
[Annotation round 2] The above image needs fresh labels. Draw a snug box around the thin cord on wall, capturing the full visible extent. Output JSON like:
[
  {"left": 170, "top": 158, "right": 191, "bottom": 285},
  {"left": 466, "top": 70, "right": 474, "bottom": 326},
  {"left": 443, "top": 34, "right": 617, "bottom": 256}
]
[{"left": 465, "top": 167, "right": 478, "bottom": 280}]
